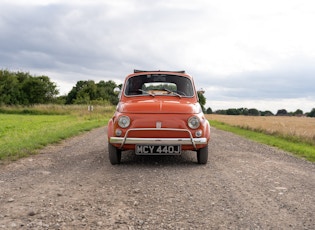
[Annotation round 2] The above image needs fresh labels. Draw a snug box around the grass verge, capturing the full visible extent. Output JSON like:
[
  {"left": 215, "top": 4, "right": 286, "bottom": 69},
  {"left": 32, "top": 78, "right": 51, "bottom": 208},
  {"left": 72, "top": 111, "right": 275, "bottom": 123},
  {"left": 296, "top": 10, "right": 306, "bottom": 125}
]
[
  {"left": 0, "top": 105, "right": 115, "bottom": 161},
  {"left": 210, "top": 120, "right": 315, "bottom": 162}
]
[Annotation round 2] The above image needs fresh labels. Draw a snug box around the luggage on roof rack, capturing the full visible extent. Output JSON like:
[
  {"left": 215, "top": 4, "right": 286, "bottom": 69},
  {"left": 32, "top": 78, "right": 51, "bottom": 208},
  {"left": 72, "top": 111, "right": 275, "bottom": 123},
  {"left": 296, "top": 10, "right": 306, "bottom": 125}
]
[{"left": 134, "top": 69, "right": 185, "bottom": 74}]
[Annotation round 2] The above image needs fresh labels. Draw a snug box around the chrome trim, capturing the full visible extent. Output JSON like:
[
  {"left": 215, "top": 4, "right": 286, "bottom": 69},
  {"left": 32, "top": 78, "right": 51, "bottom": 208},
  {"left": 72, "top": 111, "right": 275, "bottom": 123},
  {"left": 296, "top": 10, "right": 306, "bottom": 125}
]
[
  {"left": 109, "top": 128, "right": 207, "bottom": 149},
  {"left": 110, "top": 137, "right": 208, "bottom": 146}
]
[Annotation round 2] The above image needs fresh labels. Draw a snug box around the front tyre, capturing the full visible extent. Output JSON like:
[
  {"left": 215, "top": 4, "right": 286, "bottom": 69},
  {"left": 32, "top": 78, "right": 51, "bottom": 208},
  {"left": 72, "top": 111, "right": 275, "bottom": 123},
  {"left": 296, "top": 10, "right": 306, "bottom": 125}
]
[
  {"left": 108, "top": 143, "right": 121, "bottom": 165},
  {"left": 197, "top": 145, "right": 208, "bottom": 164}
]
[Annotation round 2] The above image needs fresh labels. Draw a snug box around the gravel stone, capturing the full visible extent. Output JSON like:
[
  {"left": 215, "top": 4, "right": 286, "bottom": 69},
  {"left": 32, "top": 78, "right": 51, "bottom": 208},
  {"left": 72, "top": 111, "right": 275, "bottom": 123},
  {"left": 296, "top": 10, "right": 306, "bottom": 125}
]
[{"left": 0, "top": 127, "right": 314, "bottom": 229}]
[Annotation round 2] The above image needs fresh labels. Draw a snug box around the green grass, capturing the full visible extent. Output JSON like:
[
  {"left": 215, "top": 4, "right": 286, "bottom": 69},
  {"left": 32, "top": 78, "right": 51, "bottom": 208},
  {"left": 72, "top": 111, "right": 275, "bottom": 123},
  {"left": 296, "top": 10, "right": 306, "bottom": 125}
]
[
  {"left": 210, "top": 120, "right": 315, "bottom": 162},
  {"left": 0, "top": 105, "right": 115, "bottom": 161}
]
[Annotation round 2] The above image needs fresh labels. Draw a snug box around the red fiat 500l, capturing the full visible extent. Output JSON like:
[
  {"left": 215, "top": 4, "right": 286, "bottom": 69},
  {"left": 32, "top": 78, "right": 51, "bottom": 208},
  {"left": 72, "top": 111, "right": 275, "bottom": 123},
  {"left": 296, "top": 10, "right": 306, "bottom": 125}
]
[{"left": 107, "top": 70, "right": 210, "bottom": 164}]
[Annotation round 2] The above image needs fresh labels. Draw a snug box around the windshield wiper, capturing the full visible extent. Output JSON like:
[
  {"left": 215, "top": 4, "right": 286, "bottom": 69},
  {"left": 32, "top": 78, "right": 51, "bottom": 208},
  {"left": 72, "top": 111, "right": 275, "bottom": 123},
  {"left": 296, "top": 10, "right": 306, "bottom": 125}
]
[
  {"left": 163, "top": 88, "right": 182, "bottom": 98},
  {"left": 138, "top": 89, "right": 155, "bottom": 97}
]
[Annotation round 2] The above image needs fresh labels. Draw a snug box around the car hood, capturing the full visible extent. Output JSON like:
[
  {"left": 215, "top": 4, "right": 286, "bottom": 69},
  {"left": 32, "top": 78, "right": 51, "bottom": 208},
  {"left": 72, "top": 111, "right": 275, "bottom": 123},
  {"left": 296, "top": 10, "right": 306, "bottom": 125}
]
[{"left": 118, "top": 99, "right": 202, "bottom": 114}]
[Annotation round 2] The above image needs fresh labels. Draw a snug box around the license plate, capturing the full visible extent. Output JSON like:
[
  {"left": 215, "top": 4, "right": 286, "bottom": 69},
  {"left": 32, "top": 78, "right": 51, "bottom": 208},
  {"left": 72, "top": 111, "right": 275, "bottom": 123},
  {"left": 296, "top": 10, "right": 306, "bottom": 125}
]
[{"left": 135, "top": 145, "right": 181, "bottom": 155}]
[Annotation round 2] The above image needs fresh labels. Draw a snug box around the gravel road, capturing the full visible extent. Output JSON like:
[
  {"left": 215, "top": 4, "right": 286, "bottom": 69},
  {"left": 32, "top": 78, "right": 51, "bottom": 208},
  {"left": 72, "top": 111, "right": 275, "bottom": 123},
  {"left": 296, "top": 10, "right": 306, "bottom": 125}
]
[{"left": 0, "top": 126, "right": 314, "bottom": 229}]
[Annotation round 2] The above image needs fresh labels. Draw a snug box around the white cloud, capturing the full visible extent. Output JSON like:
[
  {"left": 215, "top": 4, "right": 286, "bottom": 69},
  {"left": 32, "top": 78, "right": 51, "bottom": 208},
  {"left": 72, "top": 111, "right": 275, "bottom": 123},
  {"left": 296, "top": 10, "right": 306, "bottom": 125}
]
[{"left": 0, "top": 0, "right": 314, "bottom": 112}]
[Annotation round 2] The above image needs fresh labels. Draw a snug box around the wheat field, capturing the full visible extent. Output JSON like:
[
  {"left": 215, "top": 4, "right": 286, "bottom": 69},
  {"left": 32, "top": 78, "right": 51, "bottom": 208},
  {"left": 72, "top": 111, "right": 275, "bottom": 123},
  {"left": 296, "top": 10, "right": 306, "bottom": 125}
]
[{"left": 206, "top": 114, "right": 315, "bottom": 145}]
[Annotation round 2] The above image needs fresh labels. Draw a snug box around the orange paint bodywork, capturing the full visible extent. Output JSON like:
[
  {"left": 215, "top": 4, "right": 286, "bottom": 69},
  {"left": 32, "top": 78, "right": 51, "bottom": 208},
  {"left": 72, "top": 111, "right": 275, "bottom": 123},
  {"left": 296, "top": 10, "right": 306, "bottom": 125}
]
[{"left": 107, "top": 71, "right": 210, "bottom": 152}]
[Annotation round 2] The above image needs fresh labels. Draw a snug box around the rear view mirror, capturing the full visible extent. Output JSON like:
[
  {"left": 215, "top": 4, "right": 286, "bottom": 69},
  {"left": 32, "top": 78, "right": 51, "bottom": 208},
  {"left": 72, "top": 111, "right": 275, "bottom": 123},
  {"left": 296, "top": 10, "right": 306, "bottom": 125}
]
[
  {"left": 113, "top": 87, "right": 121, "bottom": 94},
  {"left": 197, "top": 88, "right": 205, "bottom": 94}
]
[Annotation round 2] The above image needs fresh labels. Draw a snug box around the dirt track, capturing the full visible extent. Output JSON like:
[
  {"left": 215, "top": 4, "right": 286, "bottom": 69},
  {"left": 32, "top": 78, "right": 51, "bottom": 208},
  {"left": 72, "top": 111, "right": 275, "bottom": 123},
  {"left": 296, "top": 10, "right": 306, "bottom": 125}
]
[{"left": 0, "top": 127, "right": 314, "bottom": 229}]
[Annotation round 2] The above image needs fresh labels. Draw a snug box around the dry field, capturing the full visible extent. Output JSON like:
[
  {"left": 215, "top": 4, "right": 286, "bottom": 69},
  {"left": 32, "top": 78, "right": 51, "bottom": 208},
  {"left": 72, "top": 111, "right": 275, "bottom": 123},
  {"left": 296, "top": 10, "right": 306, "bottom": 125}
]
[{"left": 206, "top": 114, "right": 315, "bottom": 145}]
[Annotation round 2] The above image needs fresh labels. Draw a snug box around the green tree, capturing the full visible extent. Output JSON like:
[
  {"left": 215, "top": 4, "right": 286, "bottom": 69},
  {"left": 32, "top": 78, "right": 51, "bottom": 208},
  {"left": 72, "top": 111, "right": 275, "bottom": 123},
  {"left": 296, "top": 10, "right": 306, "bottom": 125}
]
[
  {"left": 66, "top": 86, "right": 78, "bottom": 104},
  {"left": 0, "top": 70, "right": 20, "bottom": 105},
  {"left": 66, "top": 80, "right": 120, "bottom": 105},
  {"left": 66, "top": 80, "right": 94, "bottom": 104},
  {"left": 206, "top": 107, "right": 212, "bottom": 114},
  {"left": 76, "top": 80, "right": 97, "bottom": 103},
  {"left": 276, "top": 109, "right": 288, "bottom": 116},
  {"left": 227, "top": 108, "right": 241, "bottom": 115},
  {"left": 293, "top": 109, "right": 303, "bottom": 116},
  {"left": 238, "top": 108, "right": 248, "bottom": 115},
  {"left": 96, "top": 80, "right": 119, "bottom": 105},
  {"left": 248, "top": 108, "right": 260, "bottom": 116},
  {"left": 0, "top": 70, "right": 58, "bottom": 105},
  {"left": 215, "top": 109, "right": 227, "bottom": 114},
  {"left": 22, "top": 76, "right": 59, "bottom": 104},
  {"left": 197, "top": 92, "right": 206, "bottom": 112},
  {"left": 308, "top": 108, "right": 315, "bottom": 117},
  {"left": 261, "top": 110, "right": 274, "bottom": 116}
]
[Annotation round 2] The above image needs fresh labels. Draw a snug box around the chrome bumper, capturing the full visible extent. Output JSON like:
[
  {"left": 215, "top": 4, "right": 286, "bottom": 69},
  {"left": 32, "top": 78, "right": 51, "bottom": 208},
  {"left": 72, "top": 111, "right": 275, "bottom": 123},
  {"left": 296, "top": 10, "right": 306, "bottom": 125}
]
[{"left": 109, "top": 128, "right": 207, "bottom": 149}]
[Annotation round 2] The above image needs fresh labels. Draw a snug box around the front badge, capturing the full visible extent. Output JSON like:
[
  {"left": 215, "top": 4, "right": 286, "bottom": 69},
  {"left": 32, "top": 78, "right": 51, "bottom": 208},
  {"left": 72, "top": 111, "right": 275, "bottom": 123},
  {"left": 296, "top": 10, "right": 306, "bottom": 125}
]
[{"left": 156, "top": 121, "right": 162, "bottom": 128}]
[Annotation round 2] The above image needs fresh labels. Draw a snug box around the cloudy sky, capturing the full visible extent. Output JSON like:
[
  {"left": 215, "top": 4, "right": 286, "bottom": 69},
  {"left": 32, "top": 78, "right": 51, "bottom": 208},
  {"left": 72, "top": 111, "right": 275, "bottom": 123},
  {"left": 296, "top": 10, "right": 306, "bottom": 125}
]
[{"left": 1, "top": 0, "right": 314, "bottom": 113}]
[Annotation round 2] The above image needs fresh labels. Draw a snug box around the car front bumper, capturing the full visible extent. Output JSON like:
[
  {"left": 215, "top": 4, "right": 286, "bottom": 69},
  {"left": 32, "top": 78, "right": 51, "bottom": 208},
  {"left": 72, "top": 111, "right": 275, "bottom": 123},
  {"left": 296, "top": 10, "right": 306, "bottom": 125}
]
[{"left": 109, "top": 128, "right": 208, "bottom": 149}]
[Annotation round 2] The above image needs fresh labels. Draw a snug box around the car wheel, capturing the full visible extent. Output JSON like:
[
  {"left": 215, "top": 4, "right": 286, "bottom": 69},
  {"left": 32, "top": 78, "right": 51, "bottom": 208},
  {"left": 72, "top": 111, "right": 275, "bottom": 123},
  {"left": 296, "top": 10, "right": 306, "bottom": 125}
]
[
  {"left": 197, "top": 145, "right": 208, "bottom": 164},
  {"left": 108, "top": 143, "right": 121, "bottom": 165}
]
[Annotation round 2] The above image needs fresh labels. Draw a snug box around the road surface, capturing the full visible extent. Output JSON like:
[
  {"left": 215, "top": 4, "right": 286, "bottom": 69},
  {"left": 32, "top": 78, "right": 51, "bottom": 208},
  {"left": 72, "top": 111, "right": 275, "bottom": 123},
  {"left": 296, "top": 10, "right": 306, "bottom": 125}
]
[{"left": 0, "top": 127, "right": 314, "bottom": 229}]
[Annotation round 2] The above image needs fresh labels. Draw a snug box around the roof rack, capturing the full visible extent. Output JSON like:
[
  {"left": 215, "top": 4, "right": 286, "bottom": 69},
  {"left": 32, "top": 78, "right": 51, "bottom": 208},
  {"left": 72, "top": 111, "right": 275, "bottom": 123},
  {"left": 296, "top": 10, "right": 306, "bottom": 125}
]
[{"left": 134, "top": 69, "right": 185, "bottom": 74}]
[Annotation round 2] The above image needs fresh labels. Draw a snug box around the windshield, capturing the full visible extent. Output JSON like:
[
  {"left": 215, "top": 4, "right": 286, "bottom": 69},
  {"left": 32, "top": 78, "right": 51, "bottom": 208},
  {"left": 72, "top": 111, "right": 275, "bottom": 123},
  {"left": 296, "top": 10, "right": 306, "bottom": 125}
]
[{"left": 124, "top": 74, "right": 194, "bottom": 97}]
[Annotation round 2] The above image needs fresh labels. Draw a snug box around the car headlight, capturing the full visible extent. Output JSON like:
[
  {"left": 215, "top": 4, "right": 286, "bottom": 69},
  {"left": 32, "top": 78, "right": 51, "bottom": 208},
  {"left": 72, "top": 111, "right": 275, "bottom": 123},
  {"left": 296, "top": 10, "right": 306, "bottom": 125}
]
[
  {"left": 118, "top": 116, "right": 130, "bottom": 128},
  {"left": 188, "top": 116, "right": 200, "bottom": 129}
]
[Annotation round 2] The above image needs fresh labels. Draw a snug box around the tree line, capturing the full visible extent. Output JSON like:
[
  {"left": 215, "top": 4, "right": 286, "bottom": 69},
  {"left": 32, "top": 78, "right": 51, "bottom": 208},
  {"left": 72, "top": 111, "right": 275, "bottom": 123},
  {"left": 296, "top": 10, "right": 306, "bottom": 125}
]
[
  {"left": 0, "top": 70, "right": 59, "bottom": 105},
  {"left": 64, "top": 80, "right": 120, "bottom": 105},
  {"left": 207, "top": 107, "right": 315, "bottom": 117},
  {"left": 0, "top": 70, "right": 120, "bottom": 106},
  {"left": 1, "top": 70, "right": 314, "bottom": 117}
]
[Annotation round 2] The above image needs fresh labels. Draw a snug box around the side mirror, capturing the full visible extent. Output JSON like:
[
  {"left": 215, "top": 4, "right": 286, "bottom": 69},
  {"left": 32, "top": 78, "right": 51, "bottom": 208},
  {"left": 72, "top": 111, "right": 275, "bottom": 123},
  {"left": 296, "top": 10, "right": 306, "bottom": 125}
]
[
  {"left": 197, "top": 88, "right": 205, "bottom": 94},
  {"left": 113, "top": 87, "right": 121, "bottom": 94}
]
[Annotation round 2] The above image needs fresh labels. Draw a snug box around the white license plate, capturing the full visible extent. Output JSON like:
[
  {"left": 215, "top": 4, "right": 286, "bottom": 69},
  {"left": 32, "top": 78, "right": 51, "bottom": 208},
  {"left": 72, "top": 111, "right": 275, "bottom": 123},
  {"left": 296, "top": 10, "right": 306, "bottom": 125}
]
[{"left": 135, "top": 145, "right": 181, "bottom": 155}]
